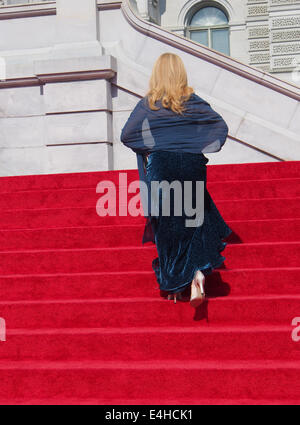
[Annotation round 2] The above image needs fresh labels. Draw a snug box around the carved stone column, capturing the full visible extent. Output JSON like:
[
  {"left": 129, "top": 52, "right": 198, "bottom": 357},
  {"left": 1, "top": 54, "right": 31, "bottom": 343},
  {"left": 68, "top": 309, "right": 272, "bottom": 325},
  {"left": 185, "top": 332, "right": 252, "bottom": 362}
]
[
  {"left": 269, "top": 0, "right": 300, "bottom": 75},
  {"left": 246, "top": 0, "right": 271, "bottom": 73},
  {"left": 136, "top": 0, "right": 160, "bottom": 25},
  {"left": 53, "top": 0, "right": 103, "bottom": 57}
]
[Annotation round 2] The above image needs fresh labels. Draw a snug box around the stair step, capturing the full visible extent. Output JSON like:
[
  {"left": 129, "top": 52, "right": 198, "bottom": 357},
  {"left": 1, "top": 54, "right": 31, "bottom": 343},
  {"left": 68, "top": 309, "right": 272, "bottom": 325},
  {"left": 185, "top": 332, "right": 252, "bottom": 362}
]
[
  {"left": 0, "top": 295, "right": 299, "bottom": 328},
  {"left": 0, "top": 178, "right": 298, "bottom": 211},
  {"left": 0, "top": 325, "right": 296, "bottom": 361},
  {"left": 0, "top": 197, "right": 298, "bottom": 229},
  {"left": 0, "top": 359, "right": 299, "bottom": 400},
  {"left": 0, "top": 268, "right": 299, "bottom": 300},
  {"left": 0, "top": 218, "right": 297, "bottom": 250},
  {"left": 0, "top": 161, "right": 299, "bottom": 192},
  {"left": 0, "top": 242, "right": 298, "bottom": 274},
  {"left": 0, "top": 397, "right": 298, "bottom": 405}
]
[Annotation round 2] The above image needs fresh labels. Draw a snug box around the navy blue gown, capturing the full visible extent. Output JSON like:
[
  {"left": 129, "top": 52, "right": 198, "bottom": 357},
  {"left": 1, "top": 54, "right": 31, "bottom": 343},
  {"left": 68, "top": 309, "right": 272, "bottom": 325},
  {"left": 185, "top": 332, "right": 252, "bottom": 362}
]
[{"left": 144, "top": 150, "right": 232, "bottom": 295}]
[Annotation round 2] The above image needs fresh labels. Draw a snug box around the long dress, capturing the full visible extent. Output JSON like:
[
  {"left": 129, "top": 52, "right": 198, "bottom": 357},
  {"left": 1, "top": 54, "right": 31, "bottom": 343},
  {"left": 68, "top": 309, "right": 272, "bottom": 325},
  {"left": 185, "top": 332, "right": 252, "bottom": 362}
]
[{"left": 144, "top": 149, "right": 232, "bottom": 295}]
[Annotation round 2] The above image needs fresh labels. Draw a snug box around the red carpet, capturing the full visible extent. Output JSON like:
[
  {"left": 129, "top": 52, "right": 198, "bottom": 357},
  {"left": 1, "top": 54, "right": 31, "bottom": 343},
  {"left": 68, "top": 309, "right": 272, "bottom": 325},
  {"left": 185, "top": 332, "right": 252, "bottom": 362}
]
[{"left": 0, "top": 160, "right": 299, "bottom": 404}]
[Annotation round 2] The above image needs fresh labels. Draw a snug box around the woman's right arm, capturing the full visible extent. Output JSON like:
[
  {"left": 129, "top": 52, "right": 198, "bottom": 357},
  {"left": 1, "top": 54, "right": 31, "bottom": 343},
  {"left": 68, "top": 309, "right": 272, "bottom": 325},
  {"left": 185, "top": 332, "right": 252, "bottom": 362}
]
[{"left": 120, "top": 99, "right": 150, "bottom": 154}]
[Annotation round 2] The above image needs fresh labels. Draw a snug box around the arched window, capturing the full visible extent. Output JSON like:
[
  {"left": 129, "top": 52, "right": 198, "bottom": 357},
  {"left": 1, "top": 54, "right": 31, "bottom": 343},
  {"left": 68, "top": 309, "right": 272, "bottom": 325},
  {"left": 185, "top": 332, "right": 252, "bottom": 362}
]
[{"left": 186, "top": 5, "right": 230, "bottom": 55}]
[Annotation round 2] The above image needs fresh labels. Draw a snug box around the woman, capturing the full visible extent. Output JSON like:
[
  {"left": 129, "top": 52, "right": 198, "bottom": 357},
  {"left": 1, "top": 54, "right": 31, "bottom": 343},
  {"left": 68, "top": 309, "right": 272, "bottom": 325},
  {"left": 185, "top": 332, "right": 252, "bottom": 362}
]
[{"left": 121, "top": 53, "right": 232, "bottom": 308}]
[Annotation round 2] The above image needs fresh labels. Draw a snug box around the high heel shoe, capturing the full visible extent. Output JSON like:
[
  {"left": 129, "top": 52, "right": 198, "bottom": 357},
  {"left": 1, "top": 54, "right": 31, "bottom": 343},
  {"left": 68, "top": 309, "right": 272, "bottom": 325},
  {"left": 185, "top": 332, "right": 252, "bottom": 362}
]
[
  {"left": 167, "top": 291, "right": 183, "bottom": 304},
  {"left": 190, "top": 270, "right": 205, "bottom": 308}
]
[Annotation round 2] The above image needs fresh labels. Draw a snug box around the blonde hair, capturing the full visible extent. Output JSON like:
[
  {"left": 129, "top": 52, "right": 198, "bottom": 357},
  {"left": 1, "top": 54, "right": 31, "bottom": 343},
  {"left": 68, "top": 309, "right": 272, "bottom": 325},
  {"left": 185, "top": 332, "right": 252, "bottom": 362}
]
[{"left": 145, "top": 53, "right": 194, "bottom": 115}]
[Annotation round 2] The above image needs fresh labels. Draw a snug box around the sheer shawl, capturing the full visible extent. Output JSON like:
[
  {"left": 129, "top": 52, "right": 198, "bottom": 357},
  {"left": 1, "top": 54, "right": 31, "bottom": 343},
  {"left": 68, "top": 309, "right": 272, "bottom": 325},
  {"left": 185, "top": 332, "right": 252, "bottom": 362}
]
[{"left": 120, "top": 92, "right": 229, "bottom": 243}]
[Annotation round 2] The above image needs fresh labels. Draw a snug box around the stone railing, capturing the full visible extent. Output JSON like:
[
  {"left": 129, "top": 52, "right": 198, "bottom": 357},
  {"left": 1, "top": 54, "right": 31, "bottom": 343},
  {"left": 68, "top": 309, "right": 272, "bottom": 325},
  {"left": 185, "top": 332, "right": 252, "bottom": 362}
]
[{"left": 0, "top": 0, "right": 50, "bottom": 5}]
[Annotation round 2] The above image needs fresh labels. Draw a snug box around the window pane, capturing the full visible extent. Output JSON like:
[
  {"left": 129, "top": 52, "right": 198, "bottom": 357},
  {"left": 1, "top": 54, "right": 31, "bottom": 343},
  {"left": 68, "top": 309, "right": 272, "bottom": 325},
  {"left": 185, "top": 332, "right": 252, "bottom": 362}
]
[
  {"left": 190, "top": 30, "right": 208, "bottom": 47},
  {"left": 190, "top": 7, "right": 228, "bottom": 26},
  {"left": 211, "top": 28, "right": 229, "bottom": 54}
]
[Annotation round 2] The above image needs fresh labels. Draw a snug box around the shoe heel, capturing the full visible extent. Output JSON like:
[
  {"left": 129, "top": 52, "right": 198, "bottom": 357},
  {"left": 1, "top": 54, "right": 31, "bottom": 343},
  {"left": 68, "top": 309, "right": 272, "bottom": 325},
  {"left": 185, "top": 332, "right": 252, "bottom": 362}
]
[
  {"left": 190, "top": 271, "right": 205, "bottom": 308},
  {"left": 167, "top": 292, "right": 182, "bottom": 304},
  {"left": 199, "top": 280, "right": 205, "bottom": 296}
]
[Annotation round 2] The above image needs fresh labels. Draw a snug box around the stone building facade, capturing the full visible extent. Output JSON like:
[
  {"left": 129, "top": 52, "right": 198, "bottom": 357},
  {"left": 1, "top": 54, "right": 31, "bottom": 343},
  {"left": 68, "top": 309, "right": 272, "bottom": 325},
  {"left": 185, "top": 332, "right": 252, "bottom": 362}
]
[
  {"left": 0, "top": 0, "right": 299, "bottom": 176},
  {"left": 2, "top": 0, "right": 300, "bottom": 85},
  {"left": 136, "top": 0, "right": 300, "bottom": 86}
]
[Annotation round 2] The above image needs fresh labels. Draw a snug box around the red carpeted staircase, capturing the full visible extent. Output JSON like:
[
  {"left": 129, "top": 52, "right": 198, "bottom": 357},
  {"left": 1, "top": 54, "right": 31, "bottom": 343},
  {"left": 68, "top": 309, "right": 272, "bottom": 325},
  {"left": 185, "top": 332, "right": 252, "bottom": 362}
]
[{"left": 0, "top": 160, "right": 300, "bottom": 405}]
